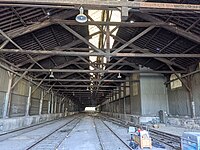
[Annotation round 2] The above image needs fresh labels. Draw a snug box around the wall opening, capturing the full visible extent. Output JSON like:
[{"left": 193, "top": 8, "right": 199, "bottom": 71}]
[
  {"left": 85, "top": 107, "right": 96, "bottom": 111},
  {"left": 170, "top": 74, "right": 182, "bottom": 89}
]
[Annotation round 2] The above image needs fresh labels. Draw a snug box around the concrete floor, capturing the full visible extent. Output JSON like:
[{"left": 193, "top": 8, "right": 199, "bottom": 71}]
[
  {"left": 0, "top": 114, "right": 174, "bottom": 150},
  {"left": 0, "top": 116, "right": 76, "bottom": 150},
  {"left": 58, "top": 116, "right": 102, "bottom": 150},
  {"left": 150, "top": 124, "right": 200, "bottom": 137}
]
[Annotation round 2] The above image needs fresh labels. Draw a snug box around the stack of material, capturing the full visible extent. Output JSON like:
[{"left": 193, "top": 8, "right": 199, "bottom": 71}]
[{"left": 134, "top": 130, "right": 152, "bottom": 149}]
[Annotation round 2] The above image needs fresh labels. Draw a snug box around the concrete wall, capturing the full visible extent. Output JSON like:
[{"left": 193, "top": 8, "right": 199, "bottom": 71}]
[
  {"left": 167, "top": 66, "right": 200, "bottom": 117},
  {"left": 0, "top": 64, "right": 9, "bottom": 118},
  {"left": 140, "top": 74, "right": 169, "bottom": 116},
  {"left": 101, "top": 73, "right": 169, "bottom": 118},
  {"left": 168, "top": 85, "right": 190, "bottom": 116},
  {"left": 130, "top": 74, "right": 141, "bottom": 115},
  {"left": 101, "top": 64, "right": 200, "bottom": 124},
  {"left": 0, "top": 61, "right": 79, "bottom": 131},
  {"left": 0, "top": 113, "right": 63, "bottom": 131},
  {"left": 0, "top": 91, "right": 6, "bottom": 118},
  {"left": 192, "top": 71, "right": 200, "bottom": 116}
]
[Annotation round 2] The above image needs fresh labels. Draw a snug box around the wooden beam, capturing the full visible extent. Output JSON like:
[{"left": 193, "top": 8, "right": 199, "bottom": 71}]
[
  {"left": 0, "top": 40, "right": 9, "bottom": 49},
  {"left": 32, "top": 79, "right": 137, "bottom": 82},
  {"left": 45, "top": 85, "right": 124, "bottom": 88},
  {"left": 51, "top": 19, "right": 173, "bottom": 27},
  {"left": 31, "top": 74, "right": 48, "bottom": 94},
  {"left": 112, "top": 35, "right": 187, "bottom": 71},
  {"left": 135, "top": 12, "right": 200, "bottom": 44},
  {"left": 156, "top": 44, "right": 199, "bottom": 70},
  {"left": 1, "top": 1, "right": 200, "bottom": 11},
  {"left": 14, "top": 68, "right": 186, "bottom": 74},
  {"left": 16, "top": 31, "right": 101, "bottom": 67},
  {"left": 55, "top": 89, "right": 113, "bottom": 92},
  {"left": 0, "top": 10, "right": 78, "bottom": 40},
  {"left": 11, "top": 63, "right": 35, "bottom": 90},
  {"left": 2, "top": 48, "right": 200, "bottom": 58},
  {"left": 168, "top": 64, "right": 190, "bottom": 91},
  {"left": 59, "top": 23, "right": 105, "bottom": 54},
  {"left": 105, "top": 58, "right": 126, "bottom": 71},
  {"left": 0, "top": 29, "right": 44, "bottom": 69},
  {"left": 1, "top": 21, "right": 52, "bottom": 40},
  {"left": 112, "top": 26, "right": 155, "bottom": 54}
]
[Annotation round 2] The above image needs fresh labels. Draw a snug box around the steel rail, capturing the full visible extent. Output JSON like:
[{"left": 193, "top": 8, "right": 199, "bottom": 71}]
[
  {"left": 93, "top": 118, "right": 104, "bottom": 150},
  {"left": 26, "top": 117, "right": 79, "bottom": 150},
  {"left": 54, "top": 118, "right": 81, "bottom": 149},
  {"left": 100, "top": 119, "right": 132, "bottom": 150},
  {"left": 0, "top": 118, "right": 64, "bottom": 142},
  {"left": 100, "top": 114, "right": 181, "bottom": 149},
  {"left": 148, "top": 128, "right": 181, "bottom": 149}
]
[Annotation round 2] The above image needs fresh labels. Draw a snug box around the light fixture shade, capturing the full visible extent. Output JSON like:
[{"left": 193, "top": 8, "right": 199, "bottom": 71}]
[
  {"left": 117, "top": 73, "right": 122, "bottom": 78},
  {"left": 75, "top": 7, "right": 87, "bottom": 23},
  {"left": 49, "top": 72, "right": 54, "bottom": 78}
]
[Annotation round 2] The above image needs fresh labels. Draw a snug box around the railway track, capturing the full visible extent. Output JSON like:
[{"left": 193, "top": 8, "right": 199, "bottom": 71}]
[
  {"left": 93, "top": 118, "right": 104, "bottom": 150},
  {"left": 148, "top": 128, "right": 181, "bottom": 149},
  {"left": 0, "top": 118, "right": 65, "bottom": 142},
  {"left": 94, "top": 117, "right": 132, "bottom": 150},
  {"left": 100, "top": 114, "right": 181, "bottom": 149},
  {"left": 101, "top": 119, "right": 132, "bottom": 150},
  {"left": 26, "top": 117, "right": 81, "bottom": 150},
  {"left": 54, "top": 118, "right": 81, "bottom": 149}
]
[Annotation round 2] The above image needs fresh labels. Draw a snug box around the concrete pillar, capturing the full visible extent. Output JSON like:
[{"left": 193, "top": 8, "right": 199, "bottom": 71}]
[
  {"left": 67, "top": 100, "right": 69, "bottom": 112},
  {"left": 123, "top": 97, "right": 126, "bottom": 114},
  {"left": 129, "top": 75, "right": 134, "bottom": 114},
  {"left": 112, "top": 91, "right": 114, "bottom": 113},
  {"left": 58, "top": 98, "right": 61, "bottom": 113},
  {"left": 62, "top": 102, "right": 65, "bottom": 113},
  {"left": 48, "top": 96, "right": 51, "bottom": 114},
  {"left": 125, "top": 77, "right": 130, "bottom": 114},
  {"left": 25, "top": 85, "right": 32, "bottom": 116},
  {"left": 123, "top": 82, "right": 126, "bottom": 119},
  {"left": 130, "top": 74, "right": 141, "bottom": 115},
  {"left": 70, "top": 100, "right": 73, "bottom": 112},
  {"left": 140, "top": 72, "right": 168, "bottom": 116},
  {"left": 115, "top": 94, "right": 116, "bottom": 113},
  {"left": 51, "top": 92, "right": 54, "bottom": 113},
  {"left": 3, "top": 72, "right": 13, "bottom": 118},
  {"left": 112, "top": 92, "right": 114, "bottom": 113},
  {"left": 68, "top": 99, "right": 71, "bottom": 112},
  {"left": 119, "top": 84, "right": 123, "bottom": 114},
  {"left": 187, "top": 76, "right": 195, "bottom": 118},
  {"left": 117, "top": 87, "right": 120, "bottom": 113},
  {"left": 39, "top": 90, "right": 44, "bottom": 115},
  {"left": 54, "top": 96, "right": 57, "bottom": 113}
]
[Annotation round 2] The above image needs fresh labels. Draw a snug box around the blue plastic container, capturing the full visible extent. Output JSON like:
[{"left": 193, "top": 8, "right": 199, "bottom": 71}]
[{"left": 181, "top": 132, "right": 200, "bottom": 150}]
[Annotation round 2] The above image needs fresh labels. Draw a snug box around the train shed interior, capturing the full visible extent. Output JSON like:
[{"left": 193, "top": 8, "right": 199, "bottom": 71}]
[{"left": 0, "top": 0, "right": 200, "bottom": 149}]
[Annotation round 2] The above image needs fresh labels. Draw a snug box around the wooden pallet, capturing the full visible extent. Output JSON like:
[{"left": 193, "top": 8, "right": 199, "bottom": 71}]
[{"left": 134, "top": 134, "right": 152, "bottom": 149}]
